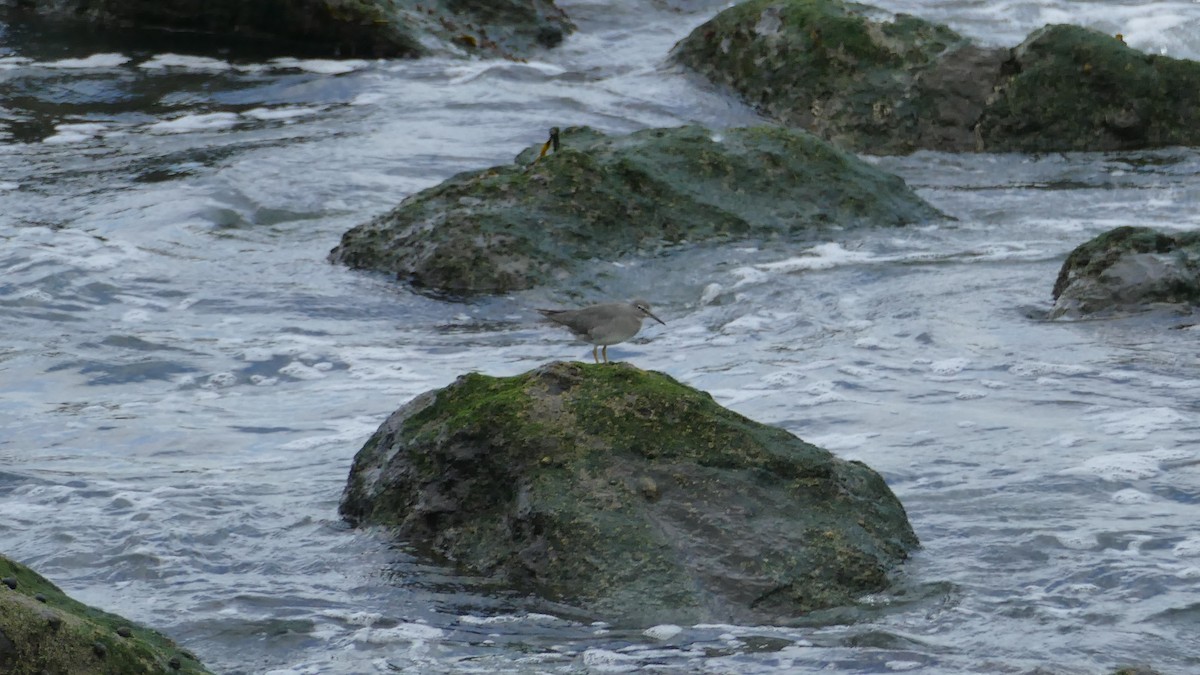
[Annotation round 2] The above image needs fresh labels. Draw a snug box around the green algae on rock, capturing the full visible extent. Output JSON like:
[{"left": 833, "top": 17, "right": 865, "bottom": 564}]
[
  {"left": 670, "top": 0, "right": 988, "bottom": 154},
  {"left": 328, "top": 124, "right": 944, "bottom": 294},
  {"left": 0, "top": 0, "right": 573, "bottom": 59},
  {"left": 979, "top": 25, "right": 1200, "bottom": 152},
  {"left": 672, "top": 0, "right": 1200, "bottom": 154},
  {"left": 340, "top": 361, "right": 919, "bottom": 625},
  {"left": 1051, "top": 226, "right": 1200, "bottom": 319},
  {"left": 0, "top": 554, "right": 212, "bottom": 675}
]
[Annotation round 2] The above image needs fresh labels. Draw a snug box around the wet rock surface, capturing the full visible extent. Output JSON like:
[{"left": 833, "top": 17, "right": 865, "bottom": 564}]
[
  {"left": 0, "top": 554, "right": 212, "bottom": 675},
  {"left": 328, "top": 124, "right": 944, "bottom": 295},
  {"left": 0, "top": 0, "right": 573, "bottom": 59},
  {"left": 671, "top": 0, "right": 1200, "bottom": 153},
  {"left": 1051, "top": 226, "right": 1200, "bottom": 318},
  {"left": 341, "top": 361, "right": 919, "bottom": 626}
]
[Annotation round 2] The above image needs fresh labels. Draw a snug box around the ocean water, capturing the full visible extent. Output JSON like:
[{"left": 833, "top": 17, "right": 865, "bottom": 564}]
[{"left": 3, "top": 1, "right": 1200, "bottom": 673}]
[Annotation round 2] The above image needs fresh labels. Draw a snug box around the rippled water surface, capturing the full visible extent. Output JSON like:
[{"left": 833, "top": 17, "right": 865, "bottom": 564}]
[{"left": 3, "top": 1, "right": 1200, "bottom": 673}]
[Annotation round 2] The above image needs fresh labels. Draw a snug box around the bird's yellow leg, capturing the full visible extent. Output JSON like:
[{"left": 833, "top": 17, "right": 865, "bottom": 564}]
[
  {"left": 592, "top": 345, "right": 599, "bottom": 364},
  {"left": 602, "top": 345, "right": 609, "bottom": 364}
]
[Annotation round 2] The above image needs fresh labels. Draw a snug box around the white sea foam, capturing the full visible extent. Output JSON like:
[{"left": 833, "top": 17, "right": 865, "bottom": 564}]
[
  {"left": 1009, "top": 361, "right": 1094, "bottom": 377},
  {"left": 807, "top": 432, "right": 880, "bottom": 450},
  {"left": 350, "top": 91, "right": 388, "bottom": 105},
  {"left": 756, "top": 242, "right": 876, "bottom": 272},
  {"left": 643, "top": 624, "right": 683, "bottom": 640},
  {"left": 350, "top": 621, "right": 444, "bottom": 644},
  {"left": 1172, "top": 538, "right": 1200, "bottom": 557},
  {"left": 838, "top": 364, "right": 875, "bottom": 378},
  {"left": 1046, "top": 434, "right": 1087, "bottom": 448},
  {"left": 1111, "top": 488, "right": 1153, "bottom": 504},
  {"left": 580, "top": 648, "right": 642, "bottom": 672},
  {"left": 139, "top": 54, "right": 232, "bottom": 71},
  {"left": 1084, "top": 407, "right": 1190, "bottom": 440},
  {"left": 46, "top": 53, "right": 131, "bottom": 68},
  {"left": 854, "top": 337, "right": 901, "bottom": 350},
  {"left": 42, "top": 122, "right": 109, "bottom": 145},
  {"left": 729, "top": 265, "right": 771, "bottom": 288},
  {"left": 278, "top": 361, "right": 329, "bottom": 380},
  {"left": 1055, "top": 532, "right": 1099, "bottom": 549},
  {"left": 148, "top": 112, "right": 240, "bottom": 134},
  {"left": 457, "top": 614, "right": 530, "bottom": 625},
  {"left": 243, "top": 106, "right": 325, "bottom": 121},
  {"left": 0, "top": 56, "right": 32, "bottom": 70},
  {"left": 445, "top": 60, "right": 566, "bottom": 84},
  {"left": 930, "top": 357, "right": 970, "bottom": 375},
  {"left": 699, "top": 282, "right": 723, "bottom": 305},
  {"left": 1070, "top": 452, "right": 1162, "bottom": 481},
  {"left": 240, "top": 347, "right": 279, "bottom": 362},
  {"left": 760, "top": 370, "right": 806, "bottom": 387},
  {"left": 1066, "top": 447, "right": 1193, "bottom": 481},
  {"left": 721, "top": 312, "right": 780, "bottom": 333},
  {"left": 269, "top": 58, "right": 371, "bottom": 75}
]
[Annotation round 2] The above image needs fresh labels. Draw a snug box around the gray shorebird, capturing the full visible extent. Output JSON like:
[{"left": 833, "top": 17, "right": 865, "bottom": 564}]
[{"left": 537, "top": 299, "right": 665, "bottom": 364}]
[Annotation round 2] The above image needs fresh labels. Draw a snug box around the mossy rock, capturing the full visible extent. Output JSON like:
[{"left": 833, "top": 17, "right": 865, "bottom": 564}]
[
  {"left": 978, "top": 24, "right": 1200, "bottom": 152},
  {"left": 328, "top": 124, "right": 944, "bottom": 294},
  {"left": 672, "top": 1, "right": 1200, "bottom": 153},
  {"left": 0, "top": 554, "right": 211, "bottom": 675},
  {"left": 340, "top": 361, "right": 919, "bottom": 625},
  {"left": 670, "top": 0, "right": 990, "bottom": 153},
  {"left": 1, "top": 0, "right": 573, "bottom": 59},
  {"left": 1050, "top": 226, "right": 1200, "bottom": 318}
]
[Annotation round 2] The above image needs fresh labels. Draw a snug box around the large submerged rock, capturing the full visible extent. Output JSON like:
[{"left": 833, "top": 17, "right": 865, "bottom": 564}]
[
  {"left": 341, "top": 361, "right": 919, "bottom": 626},
  {"left": 0, "top": 554, "right": 212, "bottom": 674},
  {"left": 0, "top": 0, "right": 573, "bottom": 59},
  {"left": 328, "top": 124, "right": 944, "bottom": 294},
  {"left": 1050, "top": 226, "right": 1200, "bottom": 319},
  {"left": 671, "top": 0, "right": 1200, "bottom": 153}
]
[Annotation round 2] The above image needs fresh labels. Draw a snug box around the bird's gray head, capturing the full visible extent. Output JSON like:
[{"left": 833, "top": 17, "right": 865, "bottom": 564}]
[{"left": 631, "top": 299, "right": 665, "bottom": 325}]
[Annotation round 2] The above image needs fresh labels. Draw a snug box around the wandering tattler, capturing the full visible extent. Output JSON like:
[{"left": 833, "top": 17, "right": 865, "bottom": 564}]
[{"left": 537, "top": 299, "right": 665, "bottom": 364}]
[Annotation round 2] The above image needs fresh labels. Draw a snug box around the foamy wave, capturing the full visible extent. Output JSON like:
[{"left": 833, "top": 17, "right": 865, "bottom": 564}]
[
  {"left": 755, "top": 243, "right": 876, "bottom": 272},
  {"left": 1084, "top": 407, "right": 1190, "bottom": 440},
  {"left": 243, "top": 106, "right": 325, "bottom": 122},
  {"left": 42, "top": 123, "right": 108, "bottom": 145},
  {"left": 139, "top": 54, "right": 232, "bottom": 71},
  {"left": 1066, "top": 447, "right": 1196, "bottom": 481},
  {"left": 0, "top": 56, "right": 32, "bottom": 70},
  {"left": 268, "top": 58, "right": 371, "bottom": 75},
  {"left": 46, "top": 53, "right": 130, "bottom": 69},
  {"left": 148, "top": 112, "right": 241, "bottom": 134}
]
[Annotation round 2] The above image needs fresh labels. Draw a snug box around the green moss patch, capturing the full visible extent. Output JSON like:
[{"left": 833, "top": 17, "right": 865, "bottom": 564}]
[
  {"left": 0, "top": 555, "right": 211, "bottom": 675},
  {"left": 328, "top": 124, "right": 943, "bottom": 294},
  {"left": 341, "top": 361, "right": 918, "bottom": 625}
]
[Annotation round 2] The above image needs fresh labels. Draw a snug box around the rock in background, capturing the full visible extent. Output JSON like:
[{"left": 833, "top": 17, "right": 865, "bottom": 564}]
[
  {"left": 671, "top": 0, "right": 1200, "bottom": 154},
  {"left": 979, "top": 24, "right": 1200, "bottom": 152},
  {"left": 1051, "top": 226, "right": 1200, "bottom": 318},
  {"left": 0, "top": 0, "right": 573, "bottom": 59}
]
